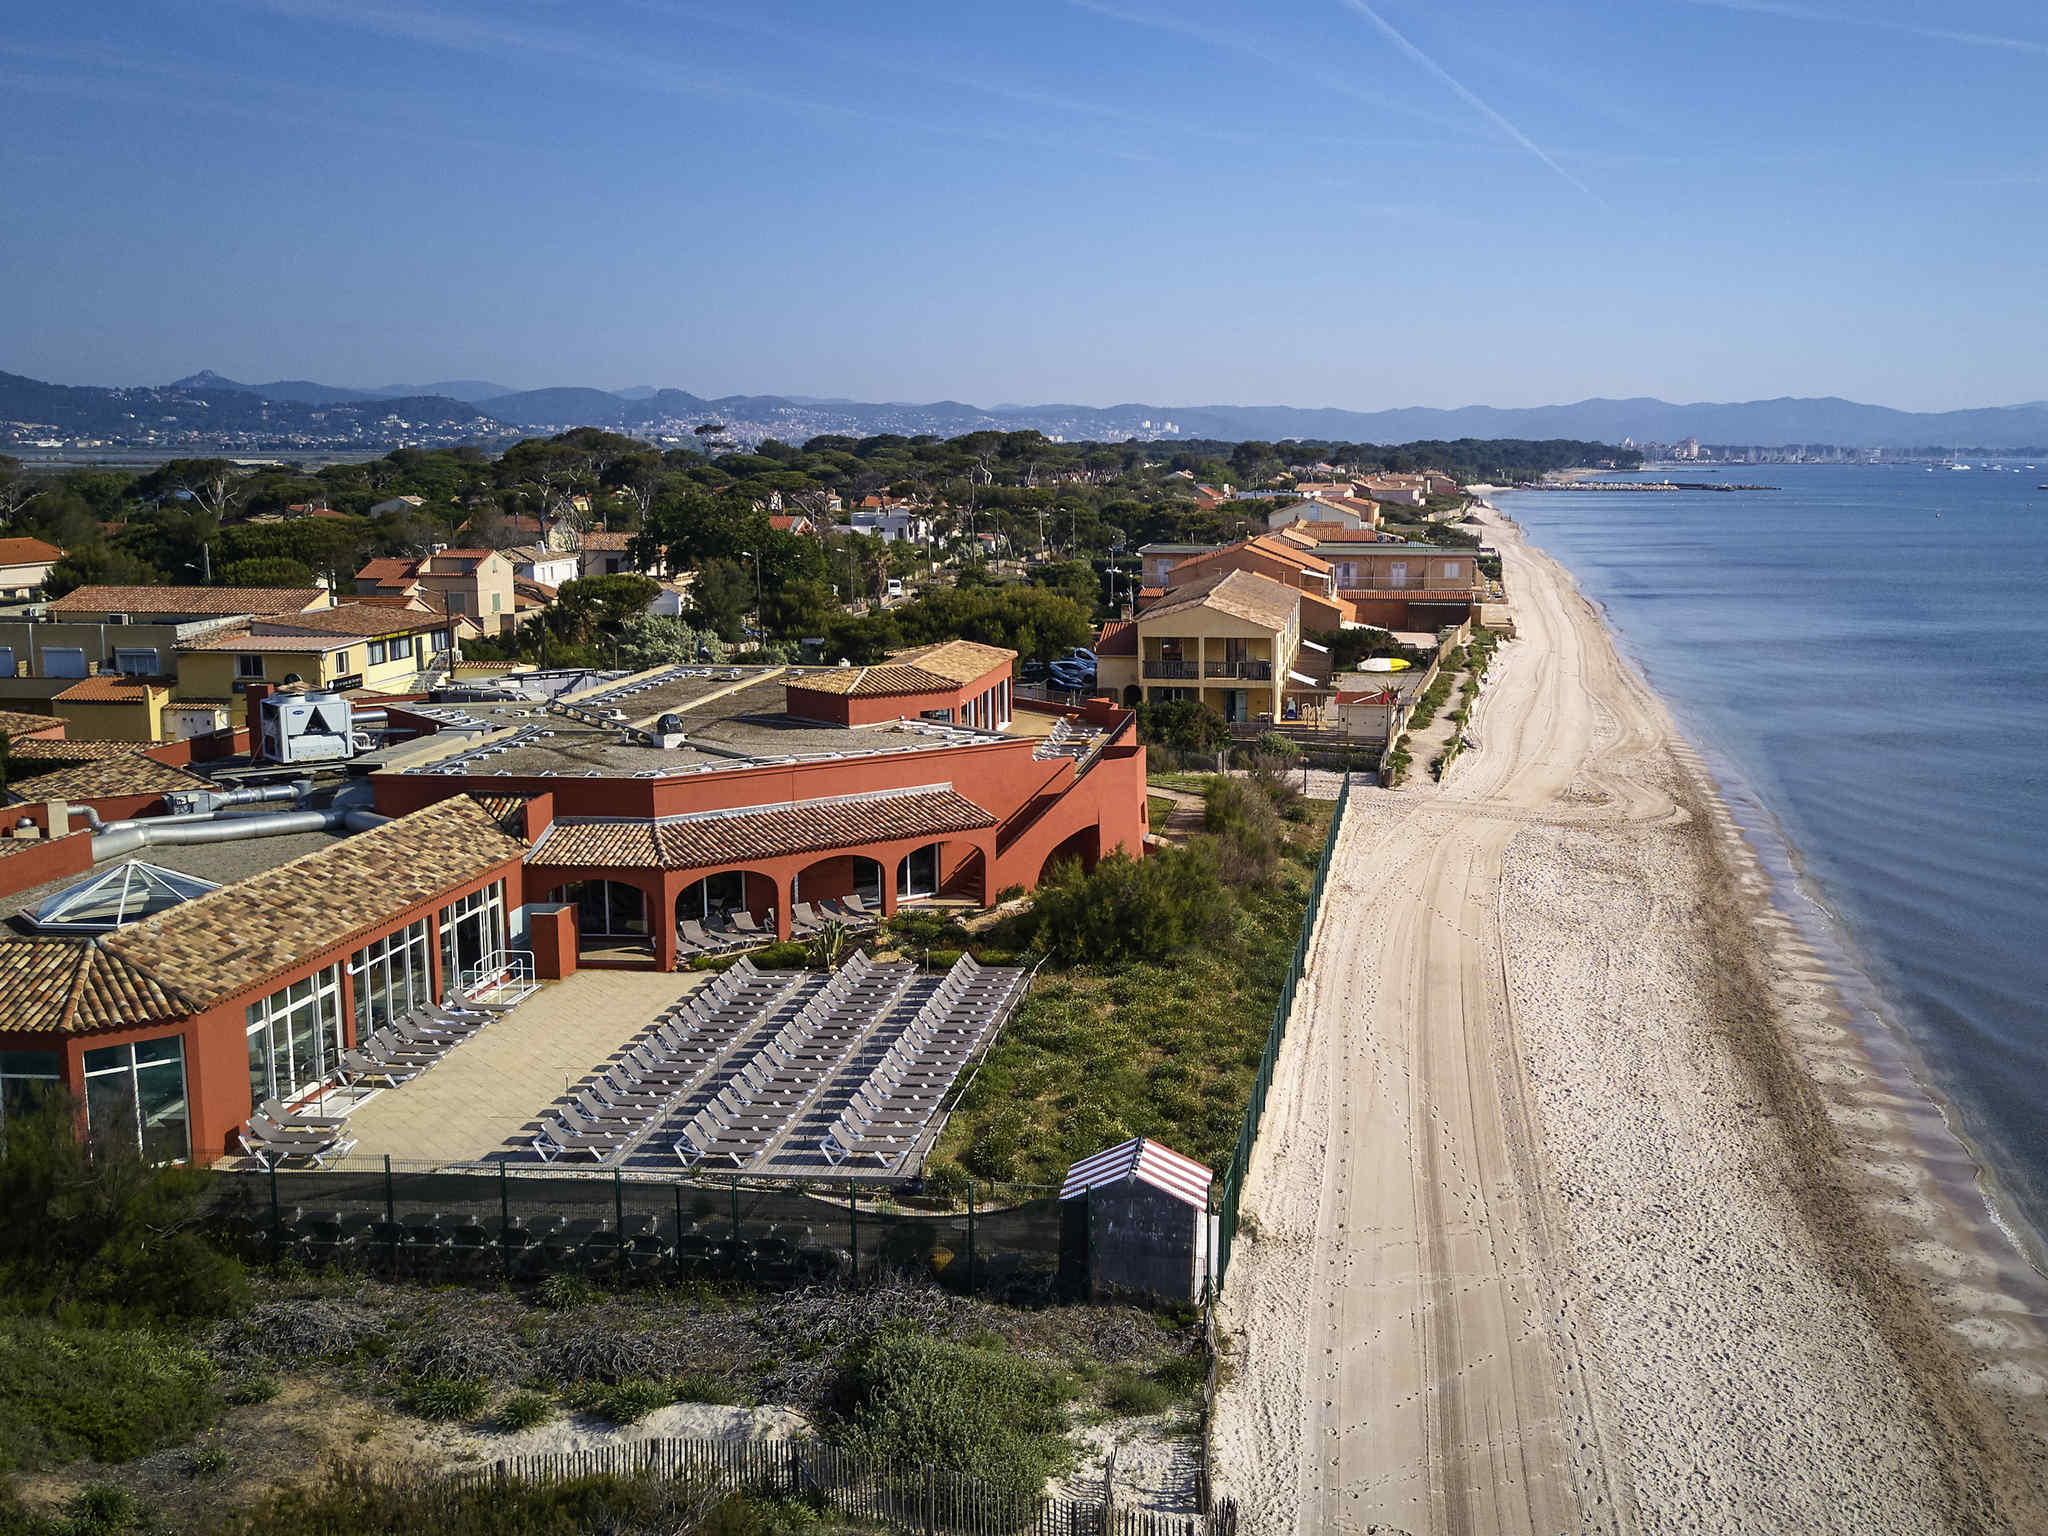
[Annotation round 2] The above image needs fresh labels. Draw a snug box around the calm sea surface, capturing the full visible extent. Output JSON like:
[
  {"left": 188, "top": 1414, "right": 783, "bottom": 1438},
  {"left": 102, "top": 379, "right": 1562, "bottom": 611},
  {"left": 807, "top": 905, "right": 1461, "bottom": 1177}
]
[{"left": 1497, "top": 464, "right": 2048, "bottom": 1251}]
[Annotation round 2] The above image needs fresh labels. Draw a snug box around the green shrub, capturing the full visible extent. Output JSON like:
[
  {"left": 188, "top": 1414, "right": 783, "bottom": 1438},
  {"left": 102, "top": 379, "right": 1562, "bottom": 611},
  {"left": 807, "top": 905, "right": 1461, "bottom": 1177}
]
[
  {"left": 1202, "top": 775, "right": 1284, "bottom": 885},
  {"left": 918, "top": 1159, "right": 973, "bottom": 1206},
  {"left": 593, "top": 1378, "right": 670, "bottom": 1423},
  {"left": 0, "top": 1318, "right": 217, "bottom": 1472},
  {"left": 212, "top": 1465, "right": 753, "bottom": 1536},
  {"left": 224, "top": 1374, "right": 279, "bottom": 1406},
  {"left": 534, "top": 1273, "right": 600, "bottom": 1311},
  {"left": 494, "top": 1391, "right": 555, "bottom": 1432},
  {"left": 1253, "top": 731, "right": 1299, "bottom": 760},
  {"left": 184, "top": 1445, "right": 232, "bottom": 1479},
  {"left": 406, "top": 1376, "right": 489, "bottom": 1422},
  {"left": 1104, "top": 1371, "right": 1173, "bottom": 1416},
  {"left": 0, "top": 1095, "right": 246, "bottom": 1327},
  {"left": 1154, "top": 1353, "right": 1207, "bottom": 1397},
  {"left": 1026, "top": 845, "right": 1227, "bottom": 966},
  {"left": 831, "top": 1328, "right": 1074, "bottom": 1505},
  {"left": 64, "top": 1484, "right": 139, "bottom": 1530},
  {"left": 748, "top": 942, "right": 811, "bottom": 970},
  {"left": 673, "top": 1373, "right": 743, "bottom": 1406}
]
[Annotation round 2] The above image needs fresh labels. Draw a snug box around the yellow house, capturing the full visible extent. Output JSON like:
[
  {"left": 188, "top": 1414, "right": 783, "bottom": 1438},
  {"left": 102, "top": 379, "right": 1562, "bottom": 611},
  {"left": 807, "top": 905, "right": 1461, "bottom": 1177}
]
[
  {"left": 1096, "top": 568, "right": 1323, "bottom": 724},
  {"left": 50, "top": 676, "right": 171, "bottom": 742},
  {"left": 174, "top": 606, "right": 454, "bottom": 702}
]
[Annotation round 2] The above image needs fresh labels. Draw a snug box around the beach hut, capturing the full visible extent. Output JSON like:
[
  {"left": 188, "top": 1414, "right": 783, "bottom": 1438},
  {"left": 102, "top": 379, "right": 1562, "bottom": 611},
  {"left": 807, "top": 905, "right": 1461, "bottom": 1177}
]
[{"left": 1059, "top": 1137, "right": 1215, "bottom": 1301}]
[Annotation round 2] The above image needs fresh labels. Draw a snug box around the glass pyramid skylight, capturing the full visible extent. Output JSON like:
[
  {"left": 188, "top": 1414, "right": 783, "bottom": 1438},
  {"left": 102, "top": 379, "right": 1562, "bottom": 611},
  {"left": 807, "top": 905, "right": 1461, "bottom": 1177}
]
[{"left": 28, "top": 860, "right": 222, "bottom": 933}]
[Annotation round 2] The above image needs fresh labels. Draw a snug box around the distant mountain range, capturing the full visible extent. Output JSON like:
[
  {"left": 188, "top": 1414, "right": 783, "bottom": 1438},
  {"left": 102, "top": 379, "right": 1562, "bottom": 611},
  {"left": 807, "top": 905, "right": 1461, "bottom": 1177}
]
[{"left": 3, "top": 368, "right": 2046, "bottom": 453}]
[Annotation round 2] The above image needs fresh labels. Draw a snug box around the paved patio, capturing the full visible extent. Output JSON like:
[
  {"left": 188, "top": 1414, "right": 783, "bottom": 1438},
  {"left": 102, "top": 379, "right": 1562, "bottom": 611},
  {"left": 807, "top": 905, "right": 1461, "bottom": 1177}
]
[{"left": 342, "top": 968, "right": 702, "bottom": 1165}]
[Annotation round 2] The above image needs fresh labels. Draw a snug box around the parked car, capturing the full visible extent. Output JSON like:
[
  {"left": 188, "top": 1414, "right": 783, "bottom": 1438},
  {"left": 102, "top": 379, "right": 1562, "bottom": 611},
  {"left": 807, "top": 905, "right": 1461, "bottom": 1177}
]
[
  {"left": 1048, "top": 660, "right": 1096, "bottom": 691},
  {"left": 1019, "top": 658, "right": 1050, "bottom": 683}
]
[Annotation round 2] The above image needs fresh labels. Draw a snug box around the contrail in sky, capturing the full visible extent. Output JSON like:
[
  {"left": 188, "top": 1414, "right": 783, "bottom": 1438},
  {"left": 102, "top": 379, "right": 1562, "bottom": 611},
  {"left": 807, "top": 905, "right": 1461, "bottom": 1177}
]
[
  {"left": 1686, "top": 0, "right": 2048, "bottom": 57},
  {"left": 1334, "top": 0, "right": 1604, "bottom": 204}
]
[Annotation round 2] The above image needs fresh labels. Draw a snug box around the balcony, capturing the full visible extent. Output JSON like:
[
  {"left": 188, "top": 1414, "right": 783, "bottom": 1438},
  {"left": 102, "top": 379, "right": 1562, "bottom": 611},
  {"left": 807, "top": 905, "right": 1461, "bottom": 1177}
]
[
  {"left": 1204, "top": 660, "right": 1273, "bottom": 680},
  {"left": 1142, "top": 659, "right": 1199, "bottom": 679}
]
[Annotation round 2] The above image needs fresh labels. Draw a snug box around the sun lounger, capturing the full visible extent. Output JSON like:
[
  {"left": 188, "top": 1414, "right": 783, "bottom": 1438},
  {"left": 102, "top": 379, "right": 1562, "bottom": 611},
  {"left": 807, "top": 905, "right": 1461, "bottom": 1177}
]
[
  {"left": 259, "top": 1097, "right": 348, "bottom": 1129},
  {"left": 534, "top": 1117, "right": 623, "bottom": 1163},
  {"left": 338, "top": 1050, "right": 420, "bottom": 1089},
  {"left": 238, "top": 1121, "right": 354, "bottom": 1170}
]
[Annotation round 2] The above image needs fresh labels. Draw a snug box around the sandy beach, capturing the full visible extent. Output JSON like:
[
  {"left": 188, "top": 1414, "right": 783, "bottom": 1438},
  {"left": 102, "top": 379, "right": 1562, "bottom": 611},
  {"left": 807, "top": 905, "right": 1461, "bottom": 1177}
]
[{"left": 1212, "top": 507, "right": 2048, "bottom": 1533}]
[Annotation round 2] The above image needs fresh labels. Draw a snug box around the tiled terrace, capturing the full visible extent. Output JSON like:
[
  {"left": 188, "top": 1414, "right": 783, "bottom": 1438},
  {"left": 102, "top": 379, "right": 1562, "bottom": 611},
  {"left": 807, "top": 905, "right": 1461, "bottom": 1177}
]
[{"left": 341, "top": 969, "right": 701, "bottom": 1165}]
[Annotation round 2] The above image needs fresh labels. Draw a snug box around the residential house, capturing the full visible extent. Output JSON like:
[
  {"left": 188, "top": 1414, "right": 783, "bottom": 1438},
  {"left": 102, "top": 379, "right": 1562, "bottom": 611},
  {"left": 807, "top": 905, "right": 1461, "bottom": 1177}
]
[
  {"left": 504, "top": 544, "right": 582, "bottom": 591},
  {"left": 1137, "top": 542, "right": 1217, "bottom": 589},
  {"left": 175, "top": 605, "right": 454, "bottom": 700},
  {"left": 49, "top": 676, "right": 173, "bottom": 743},
  {"left": 766, "top": 514, "right": 816, "bottom": 536},
  {"left": 577, "top": 530, "right": 648, "bottom": 579},
  {"left": 1358, "top": 474, "right": 1429, "bottom": 508},
  {"left": 0, "top": 538, "right": 65, "bottom": 600},
  {"left": 1274, "top": 535, "right": 1480, "bottom": 629},
  {"left": 369, "top": 495, "right": 427, "bottom": 517},
  {"left": 355, "top": 550, "right": 516, "bottom": 636},
  {"left": 1095, "top": 568, "right": 1327, "bottom": 723},
  {"left": 847, "top": 508, "right": 934, "bottom": 545},
  {"left": 1152, "top": 535, "right": 1355, "bottom": 634},
  {"left": 1293, "top": 481, "right": 1355, "bottom": 500}
]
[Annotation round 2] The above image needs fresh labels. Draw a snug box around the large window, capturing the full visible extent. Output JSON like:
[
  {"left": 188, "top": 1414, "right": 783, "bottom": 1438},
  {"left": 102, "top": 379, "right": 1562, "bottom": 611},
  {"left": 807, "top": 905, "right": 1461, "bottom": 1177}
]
[
  {"left": 677, "top": 870, "right": 746, "bottom": 922},
  {"left": 348, "top": 918, "right": 432, "bottom": 1037},
  {"left": 83, "top": 1037, "right": 189, "bottom": 1162},
  {"left": 246, "top": 966, "right": 344, "bottom": 1108},
  {"left": 897, "top": 845, "right": 939, "bottom": 900},
  {"left": 438, "top": 881, "right": 506, "bottom": 995},
  {"left": 367, "top": 639, "right": 388, "bottom": 665},
  {"left": 390, "top": 634, "right": 413, "bottom": 660},
  {"left": 574, "top": 880, "right": 647, "bottom": 938},
  {"left": 235, "top": 654, "right": 265, "bottom": 680},
  {"left": 113, "top": 647, "right": 160, "bottom": 676},
  {"left": 42, "top": 646, "right": 86, "bottom": 678},
  {"left": 0, "top": 1049, "right": 60, "bottom": 1127}
]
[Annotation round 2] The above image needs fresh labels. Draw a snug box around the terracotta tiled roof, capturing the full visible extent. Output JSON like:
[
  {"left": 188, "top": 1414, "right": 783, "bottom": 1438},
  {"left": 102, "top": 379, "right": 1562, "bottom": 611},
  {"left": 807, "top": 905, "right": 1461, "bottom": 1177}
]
[
  {"left": 888, "top": 640, "right": 1014, "bottom": 685},
  {"left": 7, "top": 755, "right": 205, "bottom": 805},
  {"left": 473, "top": 794, "right": 531, "bottom": 838},
  {"left": 105, "top": 796, "right": 523, "bottom": 1010},
  {"left": 0, "top": 537, "right": 64, "bottom": 566},
  {"left": 1289, "top": 523, "right": 1397, "bottom": 543},
  {"left": 1093, "top": 620, "right": 1137, "bottom": 657},
  {"left": 0, "top": 709, "right": 62, "bottom": 739},
  {"left": 0, "top": 938, "right": 192, "bottom": 1034},
  {"left": 785, "top": 665, "right": 940, "bottom": 698},
  {"left": 5, "top": 737, "right": 146, "bottom": 763},
  {"left": 578, "top": 530, "right": 635, "bottom": 551},
  {"left": 355, "top": 558, "right": 422, "bottom": 588},
  {"left": 181, "top": 631, "right": 347, "bottom": 654},
  {"left": 53, "top": 676, "right": 168, "bottom": 703},
  {"left": 257, "top": 603, "right": 450, "bottom": 638},
  {"left": 1141, "top": 569, "right": 1300, "bottom": 632},
  {"left": 529, "top": 788, "right": 996, "bottom": 872},
  {"left": 47, "top": 585, "right": 326, "bottom": 617}
]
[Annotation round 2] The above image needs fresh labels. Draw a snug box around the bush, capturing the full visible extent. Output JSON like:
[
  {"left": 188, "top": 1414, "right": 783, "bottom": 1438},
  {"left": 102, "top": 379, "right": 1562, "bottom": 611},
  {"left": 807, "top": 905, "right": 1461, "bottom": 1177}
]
[
  {"left": 1135, "top": 698, "right": 1230, "bottom": 755},
  {"left": 0, "top": 1318, "right": 217, "bottom": 1472},
  {"left": 184, "top": 1445, "right": 232, "bottom": 1479},
  {"left": 1026, "top": 846, "right": 1227, "bottom": 965},
  {"left": 1201, "top": 775, "right": 1284, "bottom": 886},
  {"left": 65, "top": 1485, "right": 139, "bottom": 1530},
  {"left": 1253, "top": 731, "right": 1299, "bottom": 760},
  {"left": 224, "top": 1374, "right": 279, "bottom": 1406},
  {"left": 1104, "top": 1371, "right": 1173, "bottom": 1416},
  {"left": 593, "top": 1378, "right": 671, "bottom": 1423},
  {"left": 535, "top": 1273, "right": 601, "bottom": 1311},
  {"left": 673, "top": 1373, "right": 744, "bottom": 1406},
  {"left": 918, "top": 1159, "right": 973, "bottom": 1206},
  {"left": 831, "top": 1329, "right": 1074, "bottom": 1505},
  {"left": 0, "top": 1095, "right": 246, "bottom": 1327},
  {"left": 494, "top": 1391, "right": 555, "bottom": 1431},
  {"left": 407, "top": 1375, "right": 490, "bottom": 1422}
]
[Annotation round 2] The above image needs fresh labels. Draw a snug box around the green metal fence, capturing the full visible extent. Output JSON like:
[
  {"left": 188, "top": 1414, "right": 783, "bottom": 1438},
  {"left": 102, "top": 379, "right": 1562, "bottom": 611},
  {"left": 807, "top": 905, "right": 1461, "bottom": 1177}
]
[{"left": 1213, "top": 770, "right": 1350, "bottom": 1285}]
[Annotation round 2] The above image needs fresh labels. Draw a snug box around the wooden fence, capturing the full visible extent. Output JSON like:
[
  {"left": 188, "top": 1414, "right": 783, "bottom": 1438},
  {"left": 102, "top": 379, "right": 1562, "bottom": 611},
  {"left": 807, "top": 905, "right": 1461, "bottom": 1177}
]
[{"left": 438, "top": 1435, "right": 1238, "bottom": 1536}]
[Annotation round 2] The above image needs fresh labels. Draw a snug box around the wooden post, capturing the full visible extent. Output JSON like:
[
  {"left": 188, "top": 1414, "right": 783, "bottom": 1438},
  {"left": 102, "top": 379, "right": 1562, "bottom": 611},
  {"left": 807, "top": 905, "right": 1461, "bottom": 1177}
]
[{"left": 848, "top": 1179, "right": 859, "bottom": 1284}]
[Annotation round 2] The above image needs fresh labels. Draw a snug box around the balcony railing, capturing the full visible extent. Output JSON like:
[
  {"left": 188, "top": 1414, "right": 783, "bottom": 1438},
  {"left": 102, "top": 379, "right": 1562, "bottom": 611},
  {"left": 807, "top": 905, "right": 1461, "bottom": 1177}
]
[
  {"left": 1204, "top": 660, "right": 1273, "bottom": 680},
  {"left": 1142, "top": 659, "right": 1198, "bottom": 679}
]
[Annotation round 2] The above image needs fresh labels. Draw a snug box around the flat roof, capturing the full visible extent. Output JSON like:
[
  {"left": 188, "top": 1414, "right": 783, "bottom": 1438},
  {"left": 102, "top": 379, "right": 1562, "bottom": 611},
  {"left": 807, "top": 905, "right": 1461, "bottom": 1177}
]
[{"left": 400, "top": 665, "right": 1009, "bottom": 783}]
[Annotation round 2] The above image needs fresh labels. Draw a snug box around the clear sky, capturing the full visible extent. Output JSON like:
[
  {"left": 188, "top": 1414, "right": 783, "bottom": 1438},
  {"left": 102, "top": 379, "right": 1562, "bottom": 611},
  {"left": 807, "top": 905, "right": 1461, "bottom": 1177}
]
[{"left": 3, "top": 0, "right": 2044, "bottom": 411}]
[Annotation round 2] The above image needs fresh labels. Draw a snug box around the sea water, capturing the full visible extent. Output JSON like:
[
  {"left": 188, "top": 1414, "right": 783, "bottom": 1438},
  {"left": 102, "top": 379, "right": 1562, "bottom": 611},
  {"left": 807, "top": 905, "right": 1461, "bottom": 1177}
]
[{"left": 1497, "top": 464, "right": 2048, "bottom": 1256}]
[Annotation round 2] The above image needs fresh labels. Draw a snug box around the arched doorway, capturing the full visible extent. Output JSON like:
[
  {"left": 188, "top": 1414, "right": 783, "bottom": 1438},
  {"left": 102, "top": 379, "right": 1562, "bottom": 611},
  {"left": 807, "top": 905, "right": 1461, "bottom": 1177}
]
[
  {"left": 896, "top": 843, "right": 941, "bottom": 902},
  {"left": 794, "top": 854, "right": 883, "bottom": 910},
  {"left": 1122, "top": 684, "right": 1141, "bottom": 706},
  {"left": 675, "top": 869, "right": 748, "bottom": 923},
  {"left": 1035, "top": 825, "right": 1100, "bottom": 885}
]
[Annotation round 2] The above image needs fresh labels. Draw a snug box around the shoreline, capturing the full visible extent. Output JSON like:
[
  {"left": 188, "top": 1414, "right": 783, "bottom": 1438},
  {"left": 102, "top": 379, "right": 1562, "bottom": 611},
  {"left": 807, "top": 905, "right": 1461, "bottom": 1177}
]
[
  {"left": 1492, "top": 491, "right": 2048, "bottom": 1287},
  {"left": 1212, "top": 502, "right": 2048, "bottom": 1532}
]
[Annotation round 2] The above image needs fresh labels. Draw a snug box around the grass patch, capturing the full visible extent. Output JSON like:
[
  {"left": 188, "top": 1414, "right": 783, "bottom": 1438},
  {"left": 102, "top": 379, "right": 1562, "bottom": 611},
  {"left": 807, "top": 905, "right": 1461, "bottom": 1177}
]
[
  {"left": 405, "top": 1375, "right": 490, "bottom": 1422},
  {"left": 591, "top": 1378, "right": 672, "bottom": 1423},
  {"left": 1103, "top": 1370, "right": 1173, "bottom": 1416},
  {"left": 0, "top": 1317, "right": 217, "bottom": 1473},
  {"left": 935, "top": 800, "right": 1331, "bottom": 1184},
  {"left": 494, "top": 1391, "right": 555, "bottom": 1431},
  {"left": 1146, "top": 794, "right": 1176, "bottom": 833}
]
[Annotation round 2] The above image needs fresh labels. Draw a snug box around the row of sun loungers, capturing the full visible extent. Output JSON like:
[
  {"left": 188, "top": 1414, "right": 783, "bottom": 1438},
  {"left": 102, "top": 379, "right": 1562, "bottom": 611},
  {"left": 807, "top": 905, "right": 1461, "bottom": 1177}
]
[
  {"left": 675, "top": 896, "right": 884, "bottom": 957},
  {"left": 819, "top": 956, "right": 1026, "bottom": 1171},
  {"left": 532, "top": 957, "right": 796, "bottom": 1163},
  {"left": 673, "top": 951, "right": 915, "bottom": 1170},
  {"left": 1033, "top": 717, "right": 1102, "bottom": 761}
]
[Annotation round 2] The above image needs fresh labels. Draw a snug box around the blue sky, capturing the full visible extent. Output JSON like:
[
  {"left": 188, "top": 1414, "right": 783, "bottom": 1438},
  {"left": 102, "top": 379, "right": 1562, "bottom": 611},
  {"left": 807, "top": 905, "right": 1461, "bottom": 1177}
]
[{"left": 2, "top": 0, "right": 2044, "bottom": 411}]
